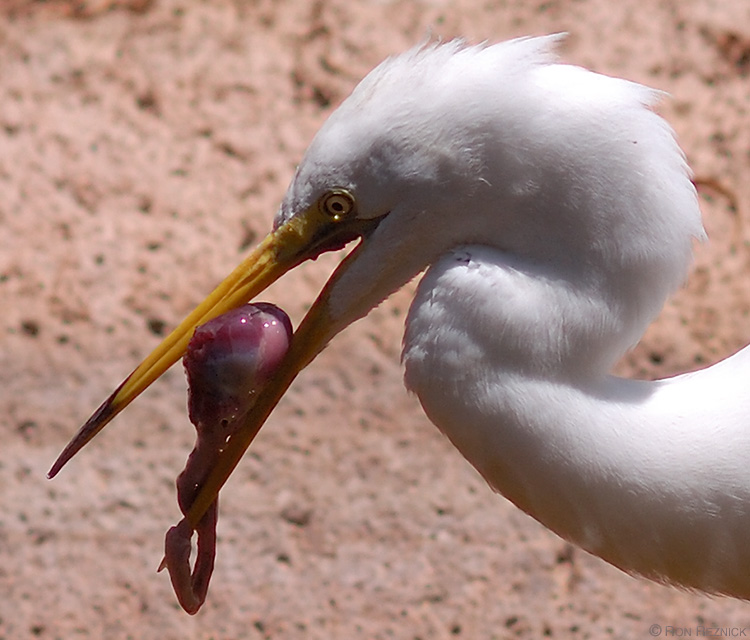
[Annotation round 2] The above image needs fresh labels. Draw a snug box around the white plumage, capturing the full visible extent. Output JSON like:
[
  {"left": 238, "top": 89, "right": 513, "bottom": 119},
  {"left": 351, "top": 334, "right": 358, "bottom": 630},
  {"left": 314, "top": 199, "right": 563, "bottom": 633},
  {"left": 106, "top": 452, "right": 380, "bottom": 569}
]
[
  {"left": 281, "top": 36, "right": 750, "bottom": 597},
  {"left": 54, "top": 35, "right": 750, "bottom": 603},
  {"left": 280, "top": 37, "right": 702, "bottom": 349}
]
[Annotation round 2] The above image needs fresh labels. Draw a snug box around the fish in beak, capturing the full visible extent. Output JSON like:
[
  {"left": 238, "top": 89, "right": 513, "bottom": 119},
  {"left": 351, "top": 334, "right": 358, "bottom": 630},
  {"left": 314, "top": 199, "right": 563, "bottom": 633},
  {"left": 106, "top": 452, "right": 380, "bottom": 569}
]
[{"left": 49, "top": 188, "right": 380, "bottom": 528}]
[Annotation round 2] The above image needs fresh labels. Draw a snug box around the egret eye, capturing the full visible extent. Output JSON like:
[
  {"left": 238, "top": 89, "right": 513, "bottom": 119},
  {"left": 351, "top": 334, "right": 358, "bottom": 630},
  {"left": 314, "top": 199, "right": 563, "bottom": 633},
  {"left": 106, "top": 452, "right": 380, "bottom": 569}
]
[{"left": 320, "top": 189, "right": 355, "bottom": 220}]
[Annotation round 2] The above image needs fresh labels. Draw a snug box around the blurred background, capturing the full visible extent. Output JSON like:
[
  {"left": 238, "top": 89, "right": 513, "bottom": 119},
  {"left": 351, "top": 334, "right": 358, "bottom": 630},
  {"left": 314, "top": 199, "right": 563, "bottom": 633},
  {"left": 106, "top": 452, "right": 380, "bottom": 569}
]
[{"left": 1, "top": 0, "right": 749, "bottom": 637}]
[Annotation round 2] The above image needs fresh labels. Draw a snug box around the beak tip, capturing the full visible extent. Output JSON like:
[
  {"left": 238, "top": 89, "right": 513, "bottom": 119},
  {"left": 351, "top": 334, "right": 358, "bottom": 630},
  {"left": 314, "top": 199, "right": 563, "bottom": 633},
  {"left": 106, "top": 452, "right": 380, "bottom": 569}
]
[
  {"left": 47, "top": 455, "right": 68, "bottom": 480},
  {"left": 48, "top": 382, "right": 125, "bottom": 479},
  {"left": 47, "top": 448, "right": 75, "bottom": 479}
]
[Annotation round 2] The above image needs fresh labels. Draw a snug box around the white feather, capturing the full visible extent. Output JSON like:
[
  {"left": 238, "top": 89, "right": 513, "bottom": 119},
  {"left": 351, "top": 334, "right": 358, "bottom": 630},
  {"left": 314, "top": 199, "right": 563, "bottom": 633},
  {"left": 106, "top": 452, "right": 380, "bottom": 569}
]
[{"left": 277, "top": 37, "right": 750, "bottom": 598}]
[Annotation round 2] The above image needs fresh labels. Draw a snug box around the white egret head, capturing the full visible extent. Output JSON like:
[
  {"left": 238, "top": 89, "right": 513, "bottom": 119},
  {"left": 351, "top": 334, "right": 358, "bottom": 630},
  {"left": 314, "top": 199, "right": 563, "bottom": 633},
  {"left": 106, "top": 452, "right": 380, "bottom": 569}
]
[
  {"left": 277, "top": 36, "right": 703, "bottom": 367},
  {"left": 50, "top": 35, "right": 704, "bottom": 540}
]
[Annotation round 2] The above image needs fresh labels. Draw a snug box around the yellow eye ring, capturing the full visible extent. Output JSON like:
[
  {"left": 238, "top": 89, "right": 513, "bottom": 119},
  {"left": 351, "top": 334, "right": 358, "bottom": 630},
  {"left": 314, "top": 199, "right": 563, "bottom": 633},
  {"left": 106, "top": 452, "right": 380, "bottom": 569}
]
[{"left": 320, "top": 189, "right": 355, "bottom": 220}]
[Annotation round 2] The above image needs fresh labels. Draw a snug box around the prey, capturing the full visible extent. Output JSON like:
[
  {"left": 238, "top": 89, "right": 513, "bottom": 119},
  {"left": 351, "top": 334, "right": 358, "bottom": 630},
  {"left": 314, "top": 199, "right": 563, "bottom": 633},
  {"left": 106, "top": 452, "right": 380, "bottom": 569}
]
[{"left": 158, "top": 302, "right": 292, "bottom": 614}]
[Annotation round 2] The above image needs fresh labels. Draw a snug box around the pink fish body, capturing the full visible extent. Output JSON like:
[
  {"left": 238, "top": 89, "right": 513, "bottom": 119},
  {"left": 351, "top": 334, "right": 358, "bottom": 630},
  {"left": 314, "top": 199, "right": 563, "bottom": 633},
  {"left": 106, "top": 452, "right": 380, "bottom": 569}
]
[{"left": 161, "top": 303, "right": 292, "bottom": 614}]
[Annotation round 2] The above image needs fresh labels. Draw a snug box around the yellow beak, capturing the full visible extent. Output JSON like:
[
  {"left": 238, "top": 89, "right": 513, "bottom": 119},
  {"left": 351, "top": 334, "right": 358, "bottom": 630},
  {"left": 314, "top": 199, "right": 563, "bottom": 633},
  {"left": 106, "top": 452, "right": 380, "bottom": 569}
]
[{"left": 48, "top": 201, "right": 376, "bottom": 512}]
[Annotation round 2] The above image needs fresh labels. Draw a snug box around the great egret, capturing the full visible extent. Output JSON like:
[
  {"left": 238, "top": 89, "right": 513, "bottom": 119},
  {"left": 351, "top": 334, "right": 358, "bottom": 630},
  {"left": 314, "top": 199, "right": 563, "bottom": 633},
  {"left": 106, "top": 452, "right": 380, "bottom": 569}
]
[{"left": 49, "top": 35, "right": 750, "bottom": 600}]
